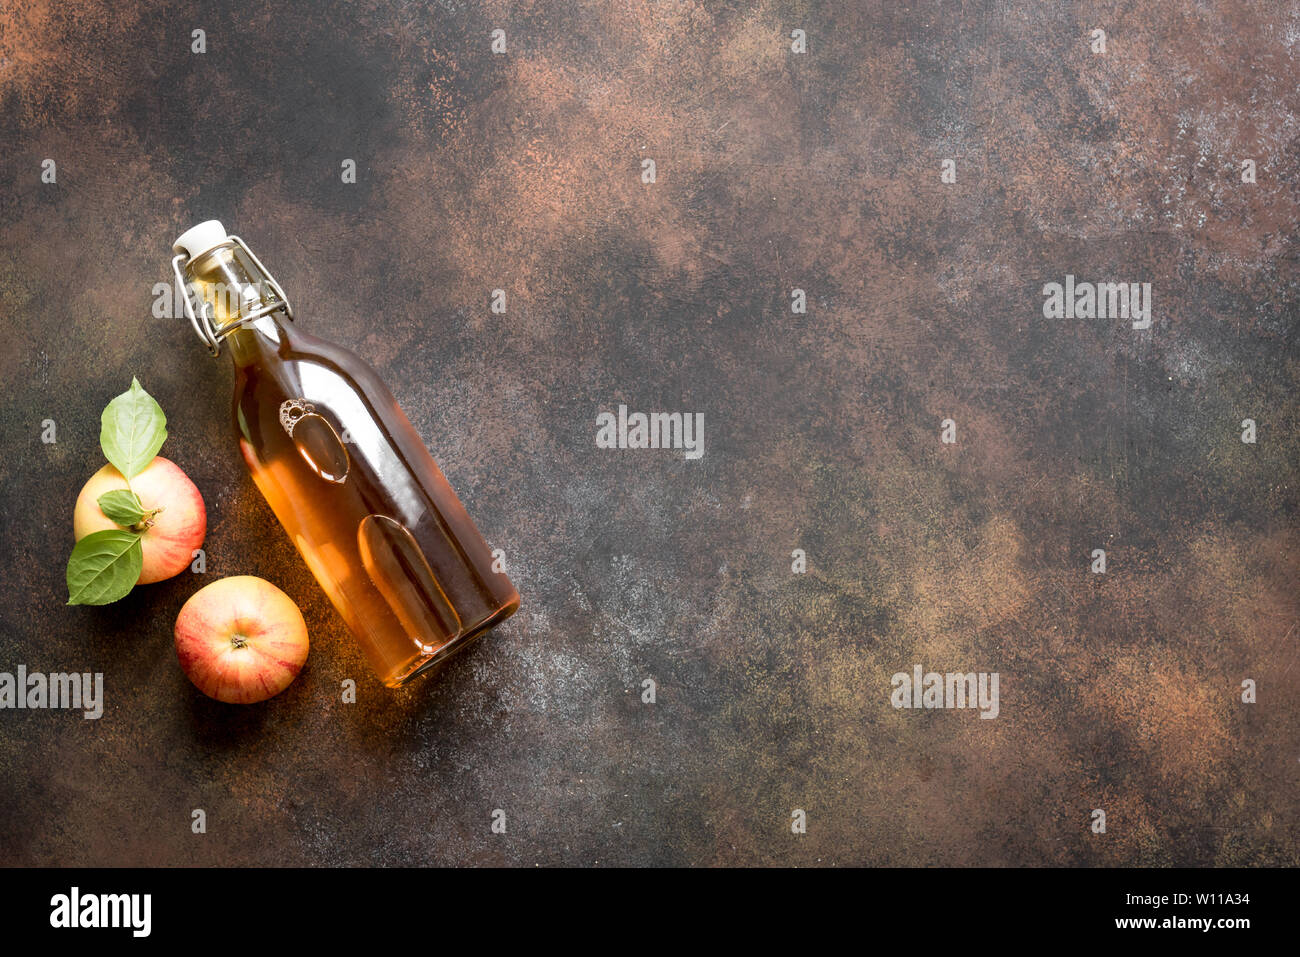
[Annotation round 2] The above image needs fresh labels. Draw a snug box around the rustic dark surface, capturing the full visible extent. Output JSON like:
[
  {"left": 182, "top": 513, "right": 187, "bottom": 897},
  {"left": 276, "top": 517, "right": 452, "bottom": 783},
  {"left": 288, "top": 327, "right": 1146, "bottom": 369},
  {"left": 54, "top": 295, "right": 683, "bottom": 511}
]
[{"left": 0, "top": 1, "right": 1297, "bottom": 866}]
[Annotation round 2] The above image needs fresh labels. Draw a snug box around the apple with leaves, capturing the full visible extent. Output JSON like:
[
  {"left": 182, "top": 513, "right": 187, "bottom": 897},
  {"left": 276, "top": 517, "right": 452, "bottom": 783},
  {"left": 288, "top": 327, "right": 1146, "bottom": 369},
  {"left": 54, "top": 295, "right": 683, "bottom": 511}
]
[
  {"left": 74, "top": 457, "right": 206, "bottom": 584},
  {"left": 67, "top": 378, "right": 207, "bottom": 604},
  {"left": 174, "top": 576, "right": 310, "bottom": 703}
]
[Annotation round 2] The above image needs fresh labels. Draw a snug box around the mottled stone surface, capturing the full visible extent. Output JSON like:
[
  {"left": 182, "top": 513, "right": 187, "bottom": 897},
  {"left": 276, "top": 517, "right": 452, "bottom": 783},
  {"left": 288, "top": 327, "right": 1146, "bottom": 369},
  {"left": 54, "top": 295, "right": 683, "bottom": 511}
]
[{"left": 0, "top": 1, "right": 1296, "bottom": 866}]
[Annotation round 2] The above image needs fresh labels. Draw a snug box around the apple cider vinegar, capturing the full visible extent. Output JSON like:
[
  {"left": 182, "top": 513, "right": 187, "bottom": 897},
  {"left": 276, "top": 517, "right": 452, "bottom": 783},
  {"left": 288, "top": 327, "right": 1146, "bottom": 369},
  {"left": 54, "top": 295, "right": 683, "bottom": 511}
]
[{"left": 170, "top": 221, "right": 519, "bottom": 686}]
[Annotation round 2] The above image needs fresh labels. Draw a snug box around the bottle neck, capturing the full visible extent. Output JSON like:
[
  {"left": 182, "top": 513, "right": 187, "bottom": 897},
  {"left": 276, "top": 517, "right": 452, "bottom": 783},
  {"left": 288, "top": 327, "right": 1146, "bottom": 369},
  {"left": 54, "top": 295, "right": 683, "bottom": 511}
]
[
  {"left": 185, "top": 243, "right": 289, "bottom": 366},
  {"left": 224, "top": 314, "right": 288, "bottom": 367}
]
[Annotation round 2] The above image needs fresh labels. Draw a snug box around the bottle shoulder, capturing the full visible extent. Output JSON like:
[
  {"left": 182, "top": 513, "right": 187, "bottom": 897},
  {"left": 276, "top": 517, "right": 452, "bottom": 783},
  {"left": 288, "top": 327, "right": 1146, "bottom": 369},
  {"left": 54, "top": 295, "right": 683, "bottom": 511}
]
[
  {"left": 230, "top": 320, "right": 415, "bottom": 461},
  {"left": 232, "top": 322, "right": 388, "bottom": 397}
]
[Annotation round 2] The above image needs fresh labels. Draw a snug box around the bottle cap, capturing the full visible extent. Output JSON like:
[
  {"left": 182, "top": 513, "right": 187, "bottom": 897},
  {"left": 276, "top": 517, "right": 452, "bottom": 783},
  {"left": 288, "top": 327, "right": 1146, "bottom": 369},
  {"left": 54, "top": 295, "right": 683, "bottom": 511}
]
[{"left": 172, "top": 220, "right": 230, "bottom": 262}]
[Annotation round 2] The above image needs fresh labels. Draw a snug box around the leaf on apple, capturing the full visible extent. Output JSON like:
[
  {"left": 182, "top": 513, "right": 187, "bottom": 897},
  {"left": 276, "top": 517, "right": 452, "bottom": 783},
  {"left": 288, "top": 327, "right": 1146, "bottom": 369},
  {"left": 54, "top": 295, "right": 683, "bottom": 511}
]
[
  {"left": 97, "top": 488, "right": 149, "bottom": 526},
  {"left": 67, "top": 530, "right": 144, "bottom": 605},
  {"left": 100, "top": 377, "right": 167, "bottom": 480}
]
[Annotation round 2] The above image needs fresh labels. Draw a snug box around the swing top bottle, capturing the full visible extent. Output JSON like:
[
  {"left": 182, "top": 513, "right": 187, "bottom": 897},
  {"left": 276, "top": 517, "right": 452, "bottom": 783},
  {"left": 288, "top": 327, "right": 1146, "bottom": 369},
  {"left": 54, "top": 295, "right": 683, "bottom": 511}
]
[{"left": 171, "top": 221, "right": 519, "bottom": 686}]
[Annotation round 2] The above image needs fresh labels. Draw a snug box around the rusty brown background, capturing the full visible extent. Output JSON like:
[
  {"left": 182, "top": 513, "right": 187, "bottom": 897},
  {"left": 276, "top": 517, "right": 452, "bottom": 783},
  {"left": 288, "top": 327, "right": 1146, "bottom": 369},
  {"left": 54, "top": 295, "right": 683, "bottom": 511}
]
[{"left": 0, "top": 0, "right": 1297, "bottom": 866}]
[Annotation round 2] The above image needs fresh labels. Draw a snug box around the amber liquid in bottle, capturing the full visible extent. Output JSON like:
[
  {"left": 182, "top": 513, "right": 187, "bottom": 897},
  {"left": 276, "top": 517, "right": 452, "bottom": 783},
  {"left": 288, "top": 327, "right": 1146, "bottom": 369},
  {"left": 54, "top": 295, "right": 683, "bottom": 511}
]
[{"left": 186, "top": 242, "right": 519, "bottom": 686}]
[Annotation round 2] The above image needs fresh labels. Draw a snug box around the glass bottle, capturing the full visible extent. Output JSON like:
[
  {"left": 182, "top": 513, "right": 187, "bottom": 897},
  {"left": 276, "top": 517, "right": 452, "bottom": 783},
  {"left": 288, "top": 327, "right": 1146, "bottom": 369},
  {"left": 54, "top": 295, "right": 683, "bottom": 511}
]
[{"left": 170, "top": 221, "right": 519, "bottom": 687}]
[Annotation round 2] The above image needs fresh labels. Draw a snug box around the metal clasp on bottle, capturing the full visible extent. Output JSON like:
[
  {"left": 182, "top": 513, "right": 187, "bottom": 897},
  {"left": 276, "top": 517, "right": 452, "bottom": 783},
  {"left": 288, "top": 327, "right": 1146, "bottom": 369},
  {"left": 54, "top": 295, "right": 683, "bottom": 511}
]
[{"left": 170, "top": 235, "right": 295, "bottom": 357}]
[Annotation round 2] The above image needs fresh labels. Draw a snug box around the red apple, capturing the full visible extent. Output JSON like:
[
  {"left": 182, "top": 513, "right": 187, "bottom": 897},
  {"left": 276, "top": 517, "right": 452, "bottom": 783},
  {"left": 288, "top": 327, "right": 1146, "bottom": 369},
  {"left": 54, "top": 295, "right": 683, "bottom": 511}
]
[
  {"left": 73, "top": 456, "right": 206, "bottom": 584},
  {"left": 174, "top": 576, "right": 309, "bottom": 704}
]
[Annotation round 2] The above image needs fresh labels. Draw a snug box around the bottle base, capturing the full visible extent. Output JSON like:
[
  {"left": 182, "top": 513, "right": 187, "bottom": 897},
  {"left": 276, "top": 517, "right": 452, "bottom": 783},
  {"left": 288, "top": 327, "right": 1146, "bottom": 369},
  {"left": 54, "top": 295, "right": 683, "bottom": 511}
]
[{"left": 383, "top": 596, "right": 520, "bottom": 688}]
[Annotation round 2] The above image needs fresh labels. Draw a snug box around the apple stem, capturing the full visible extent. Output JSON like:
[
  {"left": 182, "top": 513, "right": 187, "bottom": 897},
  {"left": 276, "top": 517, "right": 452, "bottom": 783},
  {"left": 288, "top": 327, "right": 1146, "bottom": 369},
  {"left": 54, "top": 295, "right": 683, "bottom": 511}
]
[{"left": 129, "top": 505, "right": 165, "bottom": 533}]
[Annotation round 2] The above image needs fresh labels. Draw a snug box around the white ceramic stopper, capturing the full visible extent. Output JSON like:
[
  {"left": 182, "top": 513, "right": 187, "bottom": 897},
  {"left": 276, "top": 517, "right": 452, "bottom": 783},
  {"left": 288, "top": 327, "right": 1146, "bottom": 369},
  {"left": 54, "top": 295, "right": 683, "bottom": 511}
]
[{"left": 172, "top": 220, "right": 230, "bottom": 261}]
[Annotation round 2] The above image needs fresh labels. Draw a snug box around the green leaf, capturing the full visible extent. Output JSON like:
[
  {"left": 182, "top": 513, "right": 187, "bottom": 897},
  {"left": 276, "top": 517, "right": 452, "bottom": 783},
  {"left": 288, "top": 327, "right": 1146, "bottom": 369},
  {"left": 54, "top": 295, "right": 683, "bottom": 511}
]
[
  {"left": 66, "top": 530, "right": 144, "bottom": 605},
  {"left": 97, "top": 489, "right": 148, "bottom": 526},
  {"left": 100, "top": 377, "right": 167, "bottom": 480}
]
